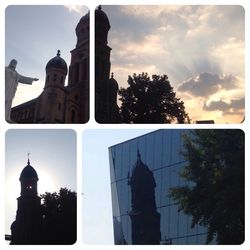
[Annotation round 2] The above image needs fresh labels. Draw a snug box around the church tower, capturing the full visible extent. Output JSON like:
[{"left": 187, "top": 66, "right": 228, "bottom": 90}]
[
  {"left": 128, "top": 150, "right": 161, "bottom": 244},
  {"left": 67, "top": 11, "right": 89, "bottom": 123},
  {"left": 35, "top": 50, "right": 68, "bottom": 123},
  {"left": 10, "top": 158, "right": 43, "bottom": 244},
  {"left": 95, "top": 6, "right": 120, "bottom": 123},
  {"left": 106, "top": 73, "right": 120, "bottom": 123}
]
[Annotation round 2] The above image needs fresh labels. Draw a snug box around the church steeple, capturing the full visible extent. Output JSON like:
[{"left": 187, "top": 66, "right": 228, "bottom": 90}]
[
  {"left": 11, "top": 156, "right": 43, "bottom": 244},
  {"left": 19, "top": 157, "right": 39, "bottom": 196},
  {"left": 95, "top": 6, "right": 120, "bottom": 123},
  {"left": 67, "top": 10, "right": 90, "bottom": 123},
  {"left": 95, "top": 5, "right": 110, "bottom": 44},
  {"left": 128, "top": 150, "right": 161, "bottom": 244}
]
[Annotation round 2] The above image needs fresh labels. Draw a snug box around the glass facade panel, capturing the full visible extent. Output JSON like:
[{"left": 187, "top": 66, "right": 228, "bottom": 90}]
[{"left": 109, "top": 129, "right": 218, "bottom": 245}]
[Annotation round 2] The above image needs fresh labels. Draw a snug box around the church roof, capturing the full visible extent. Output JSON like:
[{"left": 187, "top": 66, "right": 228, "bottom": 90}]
[
  {"left": 108, "top": 72, "right": 119, "bottom": 89},
  {"left": 78, "top": 10, "right": 89, "bottom": 23},
  {"left": 95, "top": 5, "right": 110, "bottom": 29},
  {"left": 19, "top": 159, "right": 39, "bottom": 181},
  {"left": 11, "top": 97, "right": 37, "bottom": 110},
  {"left": 46, "top": 50, "right": 68, "bottom": 74},
  {"left": 130, "top": 149, "right": 156, "bottom": 188}
]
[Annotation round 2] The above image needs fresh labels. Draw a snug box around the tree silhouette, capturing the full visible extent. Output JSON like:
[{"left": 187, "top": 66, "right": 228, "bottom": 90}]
[
  {"left": 41, "top": 188, "right": 76, "bottom": 244},
  {"left": 118, "top": 73, "right": 190, "bottom": 123},
  {"left": 170, "top": 130, "right": 244, "bottom": 244}
]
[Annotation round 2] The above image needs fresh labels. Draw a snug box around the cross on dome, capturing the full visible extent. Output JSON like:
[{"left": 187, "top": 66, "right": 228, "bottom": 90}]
[{"left": 27, "top": 152, "right": 30, "bottom": 165}]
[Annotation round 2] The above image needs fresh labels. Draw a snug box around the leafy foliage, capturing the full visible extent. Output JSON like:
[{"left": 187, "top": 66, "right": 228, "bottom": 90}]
[
  {"left": 41, "top": 188, "right": 77, "bottom": 244},
  {"left": 118, "top": 73, "right": 190, "bottom": 123},
  {"left": 170, "top": 130, "right": 244, "bottom": 244}
]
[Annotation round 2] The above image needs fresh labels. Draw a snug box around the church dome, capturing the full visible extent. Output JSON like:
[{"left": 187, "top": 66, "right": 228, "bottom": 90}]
[
  {"left": 78, "top": 10, "right": 90, "bottom": 24},
  {"left": 108, "top": 73, "right": 119, "bottom": 90},
  {"left": 95, "top": 5, "right": 110, "bottom": 29},
  {"left": 75, "top": 11, "right": 89, "bottom": 46},
  {"left": 130, "top": 150, "right": 156, "bottom": 188},
  {"left": 19, "top": 160, "right": 39, "bottom": 181},
  {"left": 46, "top": 50, "right": 68, "bottom": 75}
]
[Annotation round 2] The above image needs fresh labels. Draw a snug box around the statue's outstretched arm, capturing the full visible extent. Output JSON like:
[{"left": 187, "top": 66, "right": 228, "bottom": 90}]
[{"left": 17, "top": 73, "right": 39, "bottom": 84}]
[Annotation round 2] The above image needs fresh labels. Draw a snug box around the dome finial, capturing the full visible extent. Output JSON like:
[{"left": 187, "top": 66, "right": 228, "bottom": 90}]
[
  {"left": 137, "top": 147, "right": 141, "bottom": 160},
  {"left": 98, "top": 5, "right": 102, "bottom": 10},
  {"left": 57, "top": 50, "right": 61, "bottom": 57},
  {"left": 27, "top": 152, "right": 30, "bottom": 165},
  {"left": 111, "top": 72, "right": 114, "bottom": 78}
]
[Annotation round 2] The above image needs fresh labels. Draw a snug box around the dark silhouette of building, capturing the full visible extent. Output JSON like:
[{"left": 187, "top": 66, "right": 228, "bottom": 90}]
[
  {"left": 10, "top": 159, "right": 43, "bottom": 244},
  {"left": 11, "top": 11, "right": 89, "bottom": 123},
  {"left": 128, "top": 149, "right": 161, "bottom": 244},
  {"left": 95, "top": 6, "right": 120, "bottom": 123}
]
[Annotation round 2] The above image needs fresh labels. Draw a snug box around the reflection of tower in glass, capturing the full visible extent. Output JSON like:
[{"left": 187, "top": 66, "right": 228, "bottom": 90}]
[
  {"left": 128, "top": 149, "right": 161, "bottom": 244},
  {"left": 10, "top": 159, "right": 43, "bottom": 244}
]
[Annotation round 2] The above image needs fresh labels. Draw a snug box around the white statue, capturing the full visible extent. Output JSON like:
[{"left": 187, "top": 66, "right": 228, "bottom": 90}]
[{"left": 5, "top": 59, "right": 38, "bottom": 122}]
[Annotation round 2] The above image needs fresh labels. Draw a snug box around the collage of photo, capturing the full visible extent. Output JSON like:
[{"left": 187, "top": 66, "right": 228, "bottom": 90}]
[{"left": 3, "top": 3, "right": 246, "bottom": 248}]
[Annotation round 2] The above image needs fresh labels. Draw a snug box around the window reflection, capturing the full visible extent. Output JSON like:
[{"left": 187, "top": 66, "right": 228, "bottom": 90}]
[{"left": 109, "top": 130, "right": 213, "bottom": 245}]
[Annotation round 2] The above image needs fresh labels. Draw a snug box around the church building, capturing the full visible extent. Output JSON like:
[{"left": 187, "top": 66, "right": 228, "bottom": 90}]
[
  {"left": 95, "top": 6, "right": 120, "bottom": 123},
  {"left": 11, "top": 11, "right": 89, "bottom": 124},
  {"left": 10, "top": 159, "right": 43, "bottom": 244}
]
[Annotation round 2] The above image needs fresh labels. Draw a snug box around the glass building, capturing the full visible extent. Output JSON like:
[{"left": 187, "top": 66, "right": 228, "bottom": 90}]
[{"left": 109, "top": 129, "right": 212, "bottom": 245}]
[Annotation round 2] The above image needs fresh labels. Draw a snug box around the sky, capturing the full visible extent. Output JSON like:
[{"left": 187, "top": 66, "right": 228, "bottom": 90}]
[
  {"left": 5, "top": 129, "right": 76, "bottom": 235},
  {"left": 103, "top": 5, "right": 245, "bottom": 123},
  {"left": 83, "top": 129, "right": 154, "bottom": 244},
  {"left": 5, "top": 5, "right": 89, "bottom": 107}
]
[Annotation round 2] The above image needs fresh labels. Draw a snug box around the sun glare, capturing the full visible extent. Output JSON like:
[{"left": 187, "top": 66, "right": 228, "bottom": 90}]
[
  {"left": 37, "top": 169, "right": 58, "bottom": 195},
  {"left": 6, "top": 166, "right": 58, "bottom": 201}
]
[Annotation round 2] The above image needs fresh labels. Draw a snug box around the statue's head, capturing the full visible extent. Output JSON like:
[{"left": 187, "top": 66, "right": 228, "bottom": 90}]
[{"left": 8, "top": 59, "right": 17, "bottom": 70}]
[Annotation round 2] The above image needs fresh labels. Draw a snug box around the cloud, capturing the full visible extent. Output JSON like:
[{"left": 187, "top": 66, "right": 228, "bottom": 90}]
[
  {"left": 113, "top": 34, "right": 168, "bottom": 59},
  {"left": 203, "top": 98, "right": 245, "bottom": 115},
  {"left": 64, "top": 5, "right": 88, "bottom": 15},
  {"left": 211, "top": 37, "right": 244, "bottom": 76},
  {"left": 120, "top": 5, "right": 186, "bottom": 18},
  {"left": 178, "top": 72, "right": 238, "bottom": 97}
]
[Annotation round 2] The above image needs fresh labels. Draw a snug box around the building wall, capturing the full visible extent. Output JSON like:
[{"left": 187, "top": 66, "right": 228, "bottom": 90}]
[{"left": 109, "top": 129, "right": 211, "bottom": 245}]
